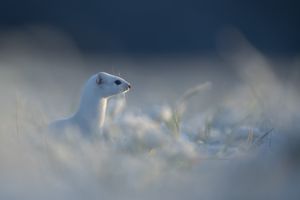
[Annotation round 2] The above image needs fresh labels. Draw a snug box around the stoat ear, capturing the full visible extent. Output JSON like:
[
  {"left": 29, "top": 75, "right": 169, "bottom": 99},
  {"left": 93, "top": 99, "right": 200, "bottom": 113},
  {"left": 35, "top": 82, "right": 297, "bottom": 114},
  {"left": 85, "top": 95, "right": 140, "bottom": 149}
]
[{"left": 96, "top": 75, "right": 103, "bottom": 85}]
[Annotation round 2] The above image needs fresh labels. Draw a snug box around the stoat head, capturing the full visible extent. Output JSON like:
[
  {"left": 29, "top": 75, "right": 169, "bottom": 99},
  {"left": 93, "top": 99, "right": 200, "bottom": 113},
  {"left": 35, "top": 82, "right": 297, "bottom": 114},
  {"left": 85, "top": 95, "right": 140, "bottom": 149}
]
[{"left": 87, "top": 72, "right": 131, "bottom": 98}]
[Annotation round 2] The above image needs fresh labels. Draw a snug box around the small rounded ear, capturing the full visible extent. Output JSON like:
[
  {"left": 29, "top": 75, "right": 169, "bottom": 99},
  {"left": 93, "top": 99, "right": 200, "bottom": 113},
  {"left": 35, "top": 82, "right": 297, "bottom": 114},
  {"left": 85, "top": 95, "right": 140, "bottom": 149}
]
[{"left": 96, "top": 75, "right": 103, "bottom": 85}]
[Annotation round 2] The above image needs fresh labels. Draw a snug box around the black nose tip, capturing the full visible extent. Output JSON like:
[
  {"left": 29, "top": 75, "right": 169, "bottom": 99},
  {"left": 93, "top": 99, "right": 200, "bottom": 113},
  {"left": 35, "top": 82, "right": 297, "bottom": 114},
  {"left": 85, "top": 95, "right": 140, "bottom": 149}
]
[{"left": 128, "top": 84, "right": 131, "bottom": 89}]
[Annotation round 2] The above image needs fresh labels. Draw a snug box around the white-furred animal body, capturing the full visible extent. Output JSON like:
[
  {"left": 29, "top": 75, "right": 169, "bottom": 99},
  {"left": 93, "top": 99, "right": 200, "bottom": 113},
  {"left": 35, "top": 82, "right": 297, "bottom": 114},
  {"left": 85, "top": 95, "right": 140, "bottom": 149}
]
[{"left": 49, "top": 72, "right": 131, "bottom": 136}]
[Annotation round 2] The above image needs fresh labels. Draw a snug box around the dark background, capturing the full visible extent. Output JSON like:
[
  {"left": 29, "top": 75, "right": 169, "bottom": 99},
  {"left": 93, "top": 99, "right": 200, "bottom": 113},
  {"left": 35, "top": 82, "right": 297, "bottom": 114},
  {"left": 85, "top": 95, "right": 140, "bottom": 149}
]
[{"left": 0, "top": 0, "right": 299, "bottom": 56}]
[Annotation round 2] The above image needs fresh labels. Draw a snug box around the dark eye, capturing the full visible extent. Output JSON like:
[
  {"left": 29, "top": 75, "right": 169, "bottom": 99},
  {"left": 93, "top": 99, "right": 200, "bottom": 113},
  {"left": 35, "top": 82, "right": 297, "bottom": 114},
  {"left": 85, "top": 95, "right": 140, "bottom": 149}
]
[{"left": 114, "top": 80, "right": 122, "bottom": 85}]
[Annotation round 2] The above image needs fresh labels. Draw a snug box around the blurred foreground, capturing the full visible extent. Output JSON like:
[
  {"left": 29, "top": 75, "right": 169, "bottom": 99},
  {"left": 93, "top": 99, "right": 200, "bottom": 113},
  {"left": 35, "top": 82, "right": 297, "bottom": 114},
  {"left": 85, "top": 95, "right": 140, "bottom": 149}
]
[{"left": 0, "top": 29, "right": 300, "bottom": 200}]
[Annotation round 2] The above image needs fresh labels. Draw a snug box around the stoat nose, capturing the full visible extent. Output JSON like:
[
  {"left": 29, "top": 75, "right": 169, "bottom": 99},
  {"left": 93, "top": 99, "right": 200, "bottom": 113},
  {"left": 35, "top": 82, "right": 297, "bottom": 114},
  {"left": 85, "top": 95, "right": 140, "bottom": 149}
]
[{"left": 128, "top": 84, "right": 131, "bottom": 89}]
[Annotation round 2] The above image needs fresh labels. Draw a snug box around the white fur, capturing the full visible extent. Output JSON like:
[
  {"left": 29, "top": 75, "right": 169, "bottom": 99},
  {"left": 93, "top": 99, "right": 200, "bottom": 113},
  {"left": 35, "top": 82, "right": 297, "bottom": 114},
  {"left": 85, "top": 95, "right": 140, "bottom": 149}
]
[{"left": 49, "top": 72, "right": 131, "bottom": 136}]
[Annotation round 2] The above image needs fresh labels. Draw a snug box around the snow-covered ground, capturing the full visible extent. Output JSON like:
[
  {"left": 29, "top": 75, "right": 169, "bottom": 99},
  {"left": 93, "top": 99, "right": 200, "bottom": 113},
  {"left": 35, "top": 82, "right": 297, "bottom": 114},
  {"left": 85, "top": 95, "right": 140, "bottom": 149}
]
[{"left": 0, "top": 30, "right": 300, "bottom": 200}]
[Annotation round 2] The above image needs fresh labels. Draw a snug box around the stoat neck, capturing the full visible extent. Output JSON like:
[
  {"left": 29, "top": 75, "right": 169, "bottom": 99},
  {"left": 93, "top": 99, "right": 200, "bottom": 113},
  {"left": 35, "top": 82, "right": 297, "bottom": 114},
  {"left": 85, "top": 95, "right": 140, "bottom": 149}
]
[{"left": 73, "top": 89, "right": 108, "bottom": 134}]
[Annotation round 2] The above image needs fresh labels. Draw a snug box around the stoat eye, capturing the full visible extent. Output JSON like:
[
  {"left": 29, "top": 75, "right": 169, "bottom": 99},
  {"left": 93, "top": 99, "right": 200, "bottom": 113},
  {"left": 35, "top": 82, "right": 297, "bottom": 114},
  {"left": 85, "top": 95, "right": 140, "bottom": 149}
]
[
  {"left": 114, "top": 80, "right": 122, "bottom": 85},
  {"left": 96, "top": 77, "right": 103, "bottom": 85}
]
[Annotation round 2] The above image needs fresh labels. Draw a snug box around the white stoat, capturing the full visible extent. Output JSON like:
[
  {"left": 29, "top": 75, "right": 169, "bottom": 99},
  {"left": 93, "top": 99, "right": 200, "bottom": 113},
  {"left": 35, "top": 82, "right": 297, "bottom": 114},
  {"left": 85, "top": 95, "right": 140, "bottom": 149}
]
[{"left": 49, "top": 72, "right": 131, "bottom": 136}]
